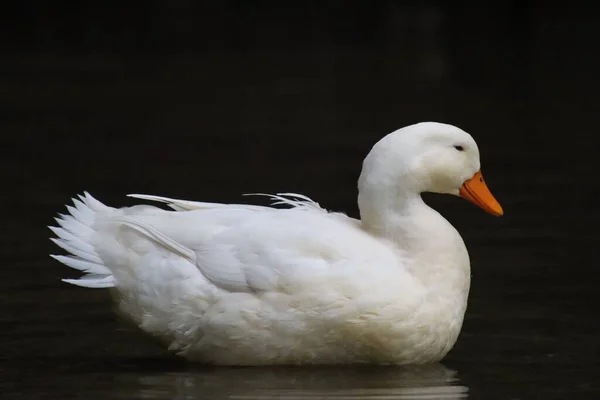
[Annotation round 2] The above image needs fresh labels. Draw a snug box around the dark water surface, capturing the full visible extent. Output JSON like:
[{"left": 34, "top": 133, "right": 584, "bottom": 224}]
[{"left": 2, "top": 3, "right": 599, "bottom": 399}]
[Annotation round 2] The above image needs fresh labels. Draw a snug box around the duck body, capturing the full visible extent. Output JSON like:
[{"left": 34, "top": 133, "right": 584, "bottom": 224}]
[{"left": 50, "top": 122, "right": 502, "bottom": 365}]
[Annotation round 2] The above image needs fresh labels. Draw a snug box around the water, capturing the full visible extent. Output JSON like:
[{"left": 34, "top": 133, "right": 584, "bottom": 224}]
[{"left": 2, "top": 2, "right": 599, "bottom": 399}]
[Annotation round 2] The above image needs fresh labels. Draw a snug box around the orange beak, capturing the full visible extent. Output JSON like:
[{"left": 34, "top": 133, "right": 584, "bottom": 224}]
[{"left": 459, "top": 171, "right": 504, "bottom": 216}]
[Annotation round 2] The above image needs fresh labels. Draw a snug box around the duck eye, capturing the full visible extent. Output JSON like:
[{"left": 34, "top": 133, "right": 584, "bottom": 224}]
[{"left": 454, "top": 145, "right": 464, "bottom": 151}]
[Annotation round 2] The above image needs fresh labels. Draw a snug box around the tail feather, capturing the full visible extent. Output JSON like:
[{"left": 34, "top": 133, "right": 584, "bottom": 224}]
[
  {"left": 48, "top": 226, "right": 97, "bottom": 256},
  {"left": 55, "top": 214, "right": 94, "bottom": 236},
  {"left": 50, "top": 237, "right": 102, "bottom": 264},
  {"left": 62, "top": 275, "right": 116, "bottom": 288},
  {"left": 50, "top": 255, "right": 108, "bottom": 274},
  {"left": 49, "top": 192, "right": 116, "bottom": 288}
]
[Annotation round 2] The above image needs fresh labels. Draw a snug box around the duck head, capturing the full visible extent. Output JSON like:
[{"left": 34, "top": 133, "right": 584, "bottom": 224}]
[{"left": 358, "top": 122, "right": 503, "bottom": 216}]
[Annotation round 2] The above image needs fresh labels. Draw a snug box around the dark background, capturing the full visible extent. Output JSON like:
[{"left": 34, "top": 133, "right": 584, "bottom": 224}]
[{"left": 2, "top": 2, "right": 599, "bottom": 399}]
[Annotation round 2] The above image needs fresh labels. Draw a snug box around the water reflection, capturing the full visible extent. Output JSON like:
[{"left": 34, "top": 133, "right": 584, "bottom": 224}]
[{"left": 125, "top": 364, "right": 467, "bottom": 399}]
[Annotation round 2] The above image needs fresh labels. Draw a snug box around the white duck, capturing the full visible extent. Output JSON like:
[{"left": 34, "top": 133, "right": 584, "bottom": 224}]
[{"left": 49, "top": 122, "right": 503, "bottom": 365}]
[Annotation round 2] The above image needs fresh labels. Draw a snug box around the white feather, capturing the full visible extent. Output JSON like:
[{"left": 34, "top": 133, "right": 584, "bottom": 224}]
[
  {"left": 63, "top": 275, "right": 115, "bottom": 288},
  {"left": 49, "top": 194, "right": 114, "bottom": 287},
  {"left": 127, "top": 193, "right": 267, "bottom": 212},
  {"left": 50, "top": 237, "right": 102, "bottom": 264},
  {"left": 55, "top": 214, "right": 94, "bottom": 236},
  {"left": 128, "top": 192, "right": 324, "bottom": 213},
  {"left": 243, "top": 192, "right": 324, "bottom": 211},
  {"left": 48, "top": 226, "right": 96, "bottom": 255},
  {"left": 112, "top": 216, "right": 196, "bottom": 261},
  {"left": 49, "top": 255, "right": 106, "bottom": 274}
]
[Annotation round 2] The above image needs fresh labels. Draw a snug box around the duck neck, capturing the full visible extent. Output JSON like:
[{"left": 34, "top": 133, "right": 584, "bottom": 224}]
[
  {"left": 358, "top": 189, "right": 437, "bottom": 249},
  {"left": 358, "top": 188, "right": 470, "bottom": 295}
]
